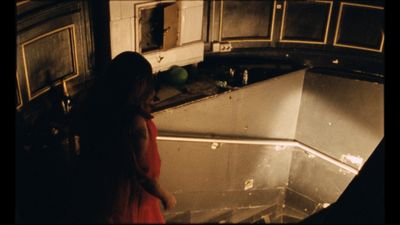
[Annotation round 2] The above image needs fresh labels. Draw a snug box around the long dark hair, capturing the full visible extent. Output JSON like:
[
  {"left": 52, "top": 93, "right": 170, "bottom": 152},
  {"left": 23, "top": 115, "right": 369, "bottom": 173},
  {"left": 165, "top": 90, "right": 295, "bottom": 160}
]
[{"left": 73, "top": 52, "right": 154, "bottom": 223}]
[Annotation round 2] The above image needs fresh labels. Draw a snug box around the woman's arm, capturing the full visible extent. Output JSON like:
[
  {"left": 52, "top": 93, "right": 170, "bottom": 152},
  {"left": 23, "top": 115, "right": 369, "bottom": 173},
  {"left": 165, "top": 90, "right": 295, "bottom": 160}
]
[
  {"left": 130, "top": 115, "right": 149, "bottom": 174},
  {"left": 141, "top": 177, "right": 176, "bottom": 210},
  {"left": 129, "top": 115, "right": 176, "bottom": 210}
]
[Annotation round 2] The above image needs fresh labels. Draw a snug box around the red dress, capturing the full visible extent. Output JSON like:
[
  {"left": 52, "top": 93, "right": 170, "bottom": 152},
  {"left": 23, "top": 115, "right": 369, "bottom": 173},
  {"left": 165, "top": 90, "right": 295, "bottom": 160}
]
[{"left": 132, "top": 119, "right": 165, "bottom": 223}]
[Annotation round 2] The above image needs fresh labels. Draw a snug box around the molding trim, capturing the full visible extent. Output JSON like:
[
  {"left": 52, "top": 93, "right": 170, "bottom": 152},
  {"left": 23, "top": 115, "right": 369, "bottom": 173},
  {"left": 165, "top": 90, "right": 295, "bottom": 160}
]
[
  {"left": 333, "top": 2, "right": 384, "bottom": 52},
  {"left": 279, "top": 0, "right": 333, "bottom": 45},
  {"left": 16, "top": 72, "right": 23, "bottom": 110},
  {"left": 21, "top": 24, "right": 79, "bottom": 101}
]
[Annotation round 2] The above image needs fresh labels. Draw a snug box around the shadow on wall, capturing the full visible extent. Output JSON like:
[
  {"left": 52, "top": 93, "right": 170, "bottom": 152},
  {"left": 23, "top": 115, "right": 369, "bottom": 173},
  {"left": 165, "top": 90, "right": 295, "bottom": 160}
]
[{"left": 300, "top": 138, "right": 385, "bottom": 224}]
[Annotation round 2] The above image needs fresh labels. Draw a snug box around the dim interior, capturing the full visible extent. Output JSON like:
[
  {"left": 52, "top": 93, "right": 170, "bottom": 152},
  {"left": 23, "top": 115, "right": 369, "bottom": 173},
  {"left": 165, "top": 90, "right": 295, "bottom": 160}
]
[
  {"left": 16, "top": 0, "right": 384, "bottom": 224},
  {"left": 153, "top": 69, "right": 382, "bottom": 223}
]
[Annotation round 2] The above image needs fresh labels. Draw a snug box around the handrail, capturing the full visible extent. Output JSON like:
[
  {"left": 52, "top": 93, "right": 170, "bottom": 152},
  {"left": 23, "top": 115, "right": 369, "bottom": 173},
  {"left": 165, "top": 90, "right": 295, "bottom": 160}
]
[{"left": 157, "top": 135, "right": 359, "bottom": 175}]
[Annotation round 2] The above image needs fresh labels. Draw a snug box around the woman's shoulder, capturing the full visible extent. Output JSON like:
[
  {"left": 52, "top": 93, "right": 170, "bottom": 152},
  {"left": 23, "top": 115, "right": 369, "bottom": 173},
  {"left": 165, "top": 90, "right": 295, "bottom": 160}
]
[{"left": 130, "top": 114, "right": 148, "bottom": 131}]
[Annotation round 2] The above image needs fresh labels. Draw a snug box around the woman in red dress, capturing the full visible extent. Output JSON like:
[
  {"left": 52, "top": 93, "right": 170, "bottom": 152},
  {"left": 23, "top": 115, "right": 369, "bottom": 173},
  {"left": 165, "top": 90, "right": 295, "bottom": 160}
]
[
  {"left": 129, "top": 90, "right": 177, "bottom": 223},
  {"left": 74, "top": 51, "right": 176, "bottom": 224}
]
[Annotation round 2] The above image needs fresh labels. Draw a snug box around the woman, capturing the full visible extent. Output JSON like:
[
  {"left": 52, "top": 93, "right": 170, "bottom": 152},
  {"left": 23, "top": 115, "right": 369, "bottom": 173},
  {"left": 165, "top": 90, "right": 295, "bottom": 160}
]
[{"left": 74, "top": 51, "right": 176, "bottom": 223}]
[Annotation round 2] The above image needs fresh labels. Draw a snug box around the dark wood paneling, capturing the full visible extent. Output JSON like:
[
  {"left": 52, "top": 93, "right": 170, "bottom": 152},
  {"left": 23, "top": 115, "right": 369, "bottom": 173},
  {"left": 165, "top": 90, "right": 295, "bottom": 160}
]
[
  {"left": 334, "top": 2, "right": 384, "bottom": 52},
  {"left": 17, "top": 0, "right": 93, "bottom": 107},
  {"left": 17, "top": 0, "right": 58, "bottom": 19},
  {"left": 221, "top": 0, "right": 274, "bottom": 41},
  {"left": 16, "top": 73, "right": 23, "bottom": 109},
  {"left": 204, "top": 0, "right": 384, "bottom": 76},
  {"left": 16, "top": 87, "right": 20, "bottom": 107},
  {"left": 22, "top": 26, "right": 77, "bottom": 99},
  {"left": 15, "top": 2, "right": 111, "bottom": 223},
  {"left": 16, "top": 2, "right": 97, "bottom": 223},
  {"left": 280, "top": 1, "right": 332, "bottom": 43},
  {"left": 87, "top": 0, "right": 111, "bottom": 76},
  {"left": 17, "top": 1, "right": 80, "bottom": 33},
  {"left": 16, "top": 85, "right": 22, "bottom": 109},
  {"left": 202, "top": 0, "right": 210, "bottom": 44}
]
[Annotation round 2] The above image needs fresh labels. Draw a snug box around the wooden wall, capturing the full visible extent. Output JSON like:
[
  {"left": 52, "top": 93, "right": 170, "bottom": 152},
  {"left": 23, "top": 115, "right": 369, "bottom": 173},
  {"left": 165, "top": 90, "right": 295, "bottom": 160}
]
[
  {"left": 16, "top": 0, "right": 109, "bottom": 116},
  {"left": 203, "top": 0, "right": 384, "bottom": 76},
  {"left": 15, "top": 1, "right": 109, "bottom": 222}
]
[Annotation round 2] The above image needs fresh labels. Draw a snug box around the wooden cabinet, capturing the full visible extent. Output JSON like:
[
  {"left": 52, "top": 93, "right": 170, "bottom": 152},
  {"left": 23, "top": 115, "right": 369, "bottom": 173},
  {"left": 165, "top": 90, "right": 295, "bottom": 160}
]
[
  {"left": 109, "top": 0, "right": 204, "bottom": 73},
  {"left": 143, "top": 42, "right": 204, "bottom": 72}
]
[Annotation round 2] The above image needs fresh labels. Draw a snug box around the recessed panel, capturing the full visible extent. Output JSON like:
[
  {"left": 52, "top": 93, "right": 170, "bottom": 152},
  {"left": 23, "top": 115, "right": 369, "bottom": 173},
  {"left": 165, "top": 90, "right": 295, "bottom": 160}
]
[
  {"left": 334, "top": 3, "right": 384, "bottom": 51},
  {"left": 280, "top": 1, "right": 332, "bottom": 43},
  {"left": 22, "top": 26, "right": 77, "bottom": 99},
  {"left": 221, "top": 0, "right": 274, "bottom": 41}
]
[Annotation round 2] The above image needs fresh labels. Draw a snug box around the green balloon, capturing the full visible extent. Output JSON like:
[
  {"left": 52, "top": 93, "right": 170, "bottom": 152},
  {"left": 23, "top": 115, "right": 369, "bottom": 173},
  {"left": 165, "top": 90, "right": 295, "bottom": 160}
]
[{"left": 167, "top": 66, "right": 188, "bottom": 86}]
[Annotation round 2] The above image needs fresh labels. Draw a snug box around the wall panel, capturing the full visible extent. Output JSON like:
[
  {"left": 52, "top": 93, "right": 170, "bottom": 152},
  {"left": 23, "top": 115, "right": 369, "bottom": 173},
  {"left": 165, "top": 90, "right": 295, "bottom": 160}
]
[
  {"left": 16, "top": 0, "right": 94, "bottom": 108},
  {"left": 295, "top": 72, "right": 384, "bottom": 168},
  {"left": 154, "top": 69, "right": 306, "bottom": 140},
  {"left": 220, "top": 0, "right": 275, "bottom": 42},
  {"left": 333, "top": 2, "right": 384, "bottom": 52},
  {"left": 21, "top": 25, "right": 78, "bottom": 100},
  {"left": 279, "top": 1, "right": 332, "bottom": 44}
]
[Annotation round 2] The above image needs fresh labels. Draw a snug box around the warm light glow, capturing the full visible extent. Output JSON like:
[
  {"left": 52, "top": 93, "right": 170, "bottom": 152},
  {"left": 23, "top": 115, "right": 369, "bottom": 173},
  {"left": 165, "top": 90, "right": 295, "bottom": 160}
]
[
  {"left": 296, "top": 142, "right": 359, "bottom": 175},
  {"left": 341, "top": 154, "right": 363, "bottom": 169},
  {"left": 157, "top": 136, "right": 359, "bottom": 175}
]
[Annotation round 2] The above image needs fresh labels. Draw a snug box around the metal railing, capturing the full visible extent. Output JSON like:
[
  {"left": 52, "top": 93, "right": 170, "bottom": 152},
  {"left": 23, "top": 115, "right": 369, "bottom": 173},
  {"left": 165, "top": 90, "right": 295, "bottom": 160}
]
[{"left": 157, "top": 135, "right": 359, "bottom": 175}]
